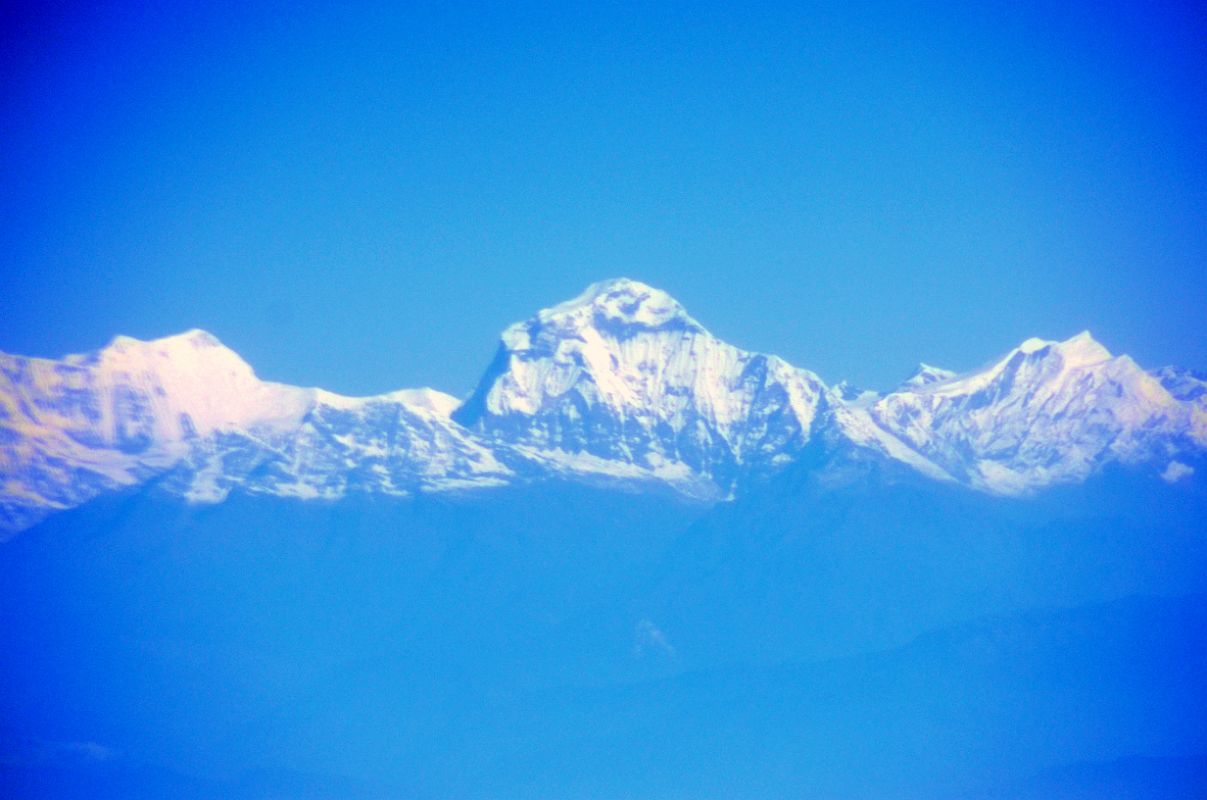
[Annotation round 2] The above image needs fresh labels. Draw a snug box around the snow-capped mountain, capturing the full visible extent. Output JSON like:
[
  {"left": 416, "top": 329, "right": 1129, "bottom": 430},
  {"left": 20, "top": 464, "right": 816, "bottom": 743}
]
[
  {"left": 0, "top": 330, "right": 508, "bottom": 532},
  {"left": 1, "top": 278, "right": 1203, "bottom": 533},
  {"left": 870, "top": 332, "right": 1205, "bottom": 493},
  {"left": 452, "top": 279, "right": 827, "bottom": 497}
]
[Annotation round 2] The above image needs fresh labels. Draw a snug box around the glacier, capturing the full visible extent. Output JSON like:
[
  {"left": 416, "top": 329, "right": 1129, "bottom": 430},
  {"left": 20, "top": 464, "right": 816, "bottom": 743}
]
[{"left": 2, "top": 277, "right": 1204, "bottom": 533}]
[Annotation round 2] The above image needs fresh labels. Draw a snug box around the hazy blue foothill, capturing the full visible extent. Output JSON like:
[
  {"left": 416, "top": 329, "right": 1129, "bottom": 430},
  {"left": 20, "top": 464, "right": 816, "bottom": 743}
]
[{"left": 2, "top": 463, "right": 1204, "bottom": 799}]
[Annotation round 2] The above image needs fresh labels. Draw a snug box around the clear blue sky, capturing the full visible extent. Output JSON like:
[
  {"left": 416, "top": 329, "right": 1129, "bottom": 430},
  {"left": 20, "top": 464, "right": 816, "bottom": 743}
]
[{"left": 2, "top": 1, "right": 1204, "bottom": 395}]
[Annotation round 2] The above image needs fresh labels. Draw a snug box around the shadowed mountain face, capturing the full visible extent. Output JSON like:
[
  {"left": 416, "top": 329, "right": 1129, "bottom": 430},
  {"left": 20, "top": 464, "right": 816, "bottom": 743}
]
[{"left": 2, "top": 465, "right": 1205, "bottom": 799}]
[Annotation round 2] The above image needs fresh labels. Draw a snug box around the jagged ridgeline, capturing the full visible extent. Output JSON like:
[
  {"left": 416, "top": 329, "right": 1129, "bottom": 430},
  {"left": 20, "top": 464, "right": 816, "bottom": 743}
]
[{"left": 2, "top": 278, "right": 1203, "bottom": 532}]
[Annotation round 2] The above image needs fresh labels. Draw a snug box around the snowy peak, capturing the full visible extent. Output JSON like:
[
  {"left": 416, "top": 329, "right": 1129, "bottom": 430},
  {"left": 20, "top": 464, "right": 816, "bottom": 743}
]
[
  {"left": 92, "top": 329, "right": 250, "bottom": 376},
  {"left": 880, "top": 334, "right": 1111, "bottom": 399},
  {"left": 455, "top": 279, "right": 825, "bottom": 494},
  {"left": 104, "top": 327, "right": 229, "bottom": 353},
  {"left": 0, "top": 331, "right": 312, "bottom": 531},
  {"left": 89, "top": 329, "right": 311, "bottom": 438},
  {"left": 914, "top": 331, "right": 1116, "bottom": 401},
  {"left": 382, "top": 388, "right": 462, "bottom": 417},
  {"left": 522, "top": 277, "right": 704, "bottom": 340},
  {"left": 1009, "top": 330, "right": 1112, "bottom": 373},
  {"left": 1022, "top": 330, "right": 1112, "bottom": 367},
  {"left": 897, "top": 363, "right": 957, "bottom": 391},
  {"left": 0, "top": 332, "right": 507, "bottom": 532},
  {"left": 869, "top": 330, "right": 1195, "bottom": 494},
  {"left": 1, "top": 329, "right": 307, "bottom": 450}
]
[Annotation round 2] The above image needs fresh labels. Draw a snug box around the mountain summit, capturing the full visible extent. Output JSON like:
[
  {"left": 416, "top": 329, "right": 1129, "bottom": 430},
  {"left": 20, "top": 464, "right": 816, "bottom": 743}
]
[
  {"left": 453, "top": 278, "right": 825, "bottom": 495},
  {"left": 1, "top": 281, "right": 1203, "bottom": 532},
  {"left": 871, "top": 330, "right": 1197, "bottom": 493},
  {"left": 526, "top": 277, "right": 705, "bottom": 336}
]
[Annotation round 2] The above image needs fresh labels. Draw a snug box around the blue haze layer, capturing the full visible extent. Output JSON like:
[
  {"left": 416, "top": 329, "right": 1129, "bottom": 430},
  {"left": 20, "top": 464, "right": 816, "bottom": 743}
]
[{"left": 2, "top": 468, "right": 1206, "bottom": 797}]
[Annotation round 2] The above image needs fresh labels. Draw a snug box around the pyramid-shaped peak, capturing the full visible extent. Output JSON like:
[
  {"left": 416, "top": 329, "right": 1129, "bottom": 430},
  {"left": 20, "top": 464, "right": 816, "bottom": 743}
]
[
  {"left": 898, "top": 362, "right": 958, "bottom": 390},
  {"left": 534, "top": 278, "right": 704, "bottom": 335},
  {"left": 1056, "top": 330, "right": 1111, "bottom": 361}
]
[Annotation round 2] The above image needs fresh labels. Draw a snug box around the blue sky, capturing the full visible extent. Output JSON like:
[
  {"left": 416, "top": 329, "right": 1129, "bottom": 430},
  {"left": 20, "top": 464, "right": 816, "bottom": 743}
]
[{"left": 1, "top": 1, "right": 1204, "bottom": 395}]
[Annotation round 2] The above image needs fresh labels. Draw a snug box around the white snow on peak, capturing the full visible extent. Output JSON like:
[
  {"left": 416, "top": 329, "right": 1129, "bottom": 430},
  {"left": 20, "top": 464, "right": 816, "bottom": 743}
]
[
  {"left": 529, "top": 277, "right": 703, "bottom": 337},
  {"left": 1016, "top": 337, "right": 1050, "bottom": 354},
  {"left": 897, "top": 363, "right": 958, "bottom": 391},
  {"left": 1053, "top": 330, "right": 1112, "bottom": 366},
  {"left": 384, "top": 388, "right": 461, "bottom": 417},
  {"left": 915, "top": 332, "right": 1112, "bottom": 401},
  {"left": 91, "top": 329, "right": 311, "bottom": 438},
  {"left": 457, "top": 279, "right": 826, "bottom": 491},
  {"left": 1005, "top": 331, "right": 1109, "bottom": 366},
  {"left": 868, "top": 330, "right": 1196, "bottom": 494},
  {"left": 0, "top": 332, "right": 504, "bottom": 533},
  {"left": 1, "top": 329, "right": 311, "bottom": 462},
  {"left": 1022, "top": 331, "right": 1111, "bottom": 365}
]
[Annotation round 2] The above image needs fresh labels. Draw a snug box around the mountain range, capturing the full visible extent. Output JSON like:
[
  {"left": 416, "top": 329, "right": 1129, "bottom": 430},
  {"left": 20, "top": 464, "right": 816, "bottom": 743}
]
[
  {"left": 3, "top": 278, "right": 1207, "bottom": 799},
  {"left": 2, "top": 277, "right": 1204, "bottom": 533}
]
